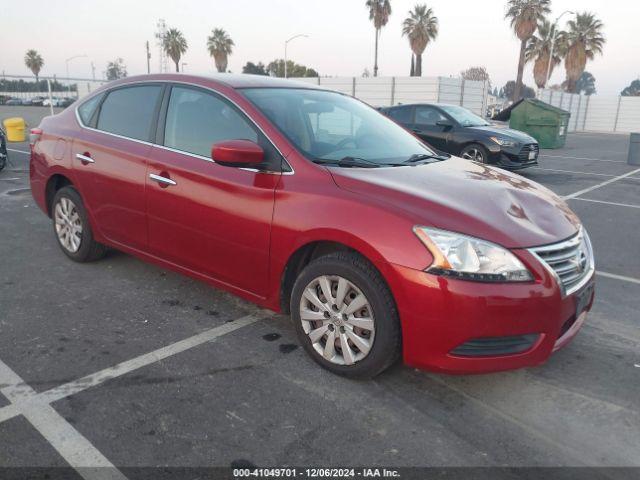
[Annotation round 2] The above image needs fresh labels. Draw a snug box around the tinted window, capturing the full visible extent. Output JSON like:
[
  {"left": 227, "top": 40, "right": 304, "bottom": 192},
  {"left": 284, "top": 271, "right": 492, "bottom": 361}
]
[
  {"left": 439, "top": 105, "right": 490, "bottom": 127},
  {"left": 388, "top": 106, "right": 413, "bottom": 123},
  {"left": 415, "top": 106, "right": 447, "bottom": 126},
  {"left": 77, "top": 93, "right": 103, "bottom": 126},
  {"left": 164, "top": 86, "right": 258, "bottom": 157},
  {"left": 97, "top": 86, "right": 162, "bottom": 141}
]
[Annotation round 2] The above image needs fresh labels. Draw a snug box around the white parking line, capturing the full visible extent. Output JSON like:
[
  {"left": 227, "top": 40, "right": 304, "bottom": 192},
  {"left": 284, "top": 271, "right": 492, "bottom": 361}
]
[
  {"left": 40, "top": 313, "right": 264, "bottom": 403},
  {"left": 540, "top": 154, "right": 625, "bottom": 163},
  {"left": 0, "top": 359, "right": 127, "bottom": 480},
  {"left": 7, "top": 148, "right": 29, "bottom": 155},
  {"left": 532, "top": 167, "right": 617, "bottom": 177},
  {"left": 570, "top": 198, "right": 640, "bottom": 209},
  {"left": 596, "top": 271, "right": 640, "bottom": 286},
  {"left": 562, "top": 167, "right": 640, "bottom": 200},
  {"left": 0, "top": 312, "right": 266, "bottom": 477}
]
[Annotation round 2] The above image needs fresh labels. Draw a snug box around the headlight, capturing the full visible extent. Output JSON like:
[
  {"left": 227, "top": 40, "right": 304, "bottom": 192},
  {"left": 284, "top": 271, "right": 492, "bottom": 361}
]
[
  {"left": 490, "top": 136, "right": 517, "bottom": 148},
  {"left": 414, "top": 227, "right": 533, "bottom": 282}
]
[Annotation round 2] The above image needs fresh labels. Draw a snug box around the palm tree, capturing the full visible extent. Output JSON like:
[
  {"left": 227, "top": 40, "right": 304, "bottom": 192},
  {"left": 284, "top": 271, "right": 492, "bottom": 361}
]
[
  {"left": 402, "top": 5, "right": 438, "bottom": 77},
  {"left": 163, "top": 28, "right": 188, "bottom": 72},
  {"left": 557, "top": 12, "right": 605, "bottom": 93},
  {"left": 24, "top": 49, "right": 44, "bottom": 83},
  {"left": 365, "top": 0, "right": 392, "bottom": 77},
  {"left": 207, "top": 28, "right": 235, "bottom": 73},
  {"left": 505, "top": 0, "right": 551, "bottom": 100},
  {"left": 525, "top": 19, "right": 562, "bottom": 89}
]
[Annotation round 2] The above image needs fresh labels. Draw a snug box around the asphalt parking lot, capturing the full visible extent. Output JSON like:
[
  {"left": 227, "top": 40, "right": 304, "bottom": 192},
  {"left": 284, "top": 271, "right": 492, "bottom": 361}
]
[{"left": 1, "top": 106, "right": 639, "bottom": 478}]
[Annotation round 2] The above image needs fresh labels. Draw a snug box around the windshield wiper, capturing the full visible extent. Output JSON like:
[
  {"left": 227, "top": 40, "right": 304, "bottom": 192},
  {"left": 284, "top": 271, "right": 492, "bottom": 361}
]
[
  {"left": 314, "top": 156, "right": 398, "bottom": 168},
  {"left": 404, "top": 153, "right": 449, "bottom": 164}
]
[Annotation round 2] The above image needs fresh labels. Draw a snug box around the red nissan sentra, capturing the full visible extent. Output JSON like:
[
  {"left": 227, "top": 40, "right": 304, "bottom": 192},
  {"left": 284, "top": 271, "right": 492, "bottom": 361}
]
[{"left": 29, "top": 74, "right": 595, "bottom": 378}]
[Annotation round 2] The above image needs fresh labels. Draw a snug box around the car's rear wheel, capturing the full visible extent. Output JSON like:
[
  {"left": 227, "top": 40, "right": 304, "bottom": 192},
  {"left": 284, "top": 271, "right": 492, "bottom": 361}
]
[
  {"left": 460, "top": 143, "right": 489, "bottom": 163},
  {"left": 51, "top": 186, "right": 106, "bottom": 262},
  {"left": 290, "top": 252, "right": 401, "bottom": 379}
]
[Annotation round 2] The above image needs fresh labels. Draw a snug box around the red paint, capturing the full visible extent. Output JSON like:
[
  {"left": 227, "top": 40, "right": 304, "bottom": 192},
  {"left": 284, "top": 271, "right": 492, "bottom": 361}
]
[
  {"left": 29, "top": 74, "right": 593, "bottom": 374},
  {"left": 212, "top": 139, "right": 264, "bottom": 165}
]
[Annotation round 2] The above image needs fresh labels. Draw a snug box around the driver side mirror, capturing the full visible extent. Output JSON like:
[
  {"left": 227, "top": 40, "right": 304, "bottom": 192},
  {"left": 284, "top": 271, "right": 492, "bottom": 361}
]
[
  {"left": 436, "top": 120, "right": 453, "bottom": 128},
  {"left": 212, "top": 139, "right": 264, "bottom": 167}
]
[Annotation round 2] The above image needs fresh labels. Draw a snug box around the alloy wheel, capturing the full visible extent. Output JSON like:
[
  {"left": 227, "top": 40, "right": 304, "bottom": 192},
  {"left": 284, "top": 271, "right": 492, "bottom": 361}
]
[
  {"left": 54, "top": 197, "right": 83, "bottom": 253},
  {"left": 299, "top": 275, "right": 375, "bottom": 366},
  {"left": 462, "top": 148, "right": 485, "bottom": 162}
]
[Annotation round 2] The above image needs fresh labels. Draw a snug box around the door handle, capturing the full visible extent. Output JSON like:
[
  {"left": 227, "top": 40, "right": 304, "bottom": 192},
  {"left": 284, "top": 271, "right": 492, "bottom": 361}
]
[
  {"left": 149, "top": 173, "right": 177, "bottom": 186},
  {"left": 76, "top": 153, "right": 95, "bottom": 164}
]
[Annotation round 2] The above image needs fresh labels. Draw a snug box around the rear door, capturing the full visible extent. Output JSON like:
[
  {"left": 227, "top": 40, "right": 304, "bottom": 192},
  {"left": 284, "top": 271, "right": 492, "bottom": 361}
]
[
  {"left": 145, "top": 85, "right": 282, "bottom": 297},
  {"left": 72, "top": 84, "right": 163, "bottom": 250},
  {"left": 411, "top": 105, "right": 451, "bottom": 151}
]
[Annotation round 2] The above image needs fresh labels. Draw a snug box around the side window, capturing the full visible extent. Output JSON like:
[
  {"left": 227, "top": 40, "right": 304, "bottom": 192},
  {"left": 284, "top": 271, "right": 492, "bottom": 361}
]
[
  {"left": 415, "top": 106, "right": 447, "bottom": 126},
  {"left": 97, "top": 86, "right": 162, "bottom": 141},
  {"left": 77, "top": 93, "right": 104, "bottom": 126},
  {"left": 388, "top": 106, "right": 413, "bottom": 124},
  {"left": 164, "top": 86, "right": 258, "bottom": 158}
]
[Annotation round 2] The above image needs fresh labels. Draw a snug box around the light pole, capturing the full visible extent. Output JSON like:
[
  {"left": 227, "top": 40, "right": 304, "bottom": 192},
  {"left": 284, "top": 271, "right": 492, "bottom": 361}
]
[
  {"left": 284, "top": 34, "right": 309, "bottom": 78},
  {"left": 545, "top": 11, "right": 574, "bottom": 88},
  {"left": 65, "top": 54, "right": 88, "bottom": 95}
]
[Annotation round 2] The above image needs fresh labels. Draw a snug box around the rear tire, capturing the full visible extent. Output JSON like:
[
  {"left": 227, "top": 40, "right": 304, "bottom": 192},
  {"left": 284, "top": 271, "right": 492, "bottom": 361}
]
[
  {"left": 290, "top": 252, "right": 401, "bottom": 379},
  {"left": 51, "top": 186, "right": 106, "bottom": 262},
  {"left": 460, "top": 143, "right": 489, "bottom": 164}
]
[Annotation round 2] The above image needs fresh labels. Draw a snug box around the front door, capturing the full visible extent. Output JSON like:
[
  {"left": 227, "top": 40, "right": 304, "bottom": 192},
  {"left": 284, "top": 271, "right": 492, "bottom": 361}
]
[
  {"left": 411, "top": 105, "right": 451, "bottom": 151},
  {"left": 145, "top": 85, "right": 282, "bottom": 297}
]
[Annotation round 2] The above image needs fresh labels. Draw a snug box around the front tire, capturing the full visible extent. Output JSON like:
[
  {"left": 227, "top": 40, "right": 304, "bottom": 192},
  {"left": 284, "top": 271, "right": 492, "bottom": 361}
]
[
  {"left": 290, "top": 252, "right": 401, "bottom": 379},
  {"left": 51, "top": 186, "right": 106, "bottom": 262},
  {"left": 460, "top": 143, "right": 489, "bottom": 164}
]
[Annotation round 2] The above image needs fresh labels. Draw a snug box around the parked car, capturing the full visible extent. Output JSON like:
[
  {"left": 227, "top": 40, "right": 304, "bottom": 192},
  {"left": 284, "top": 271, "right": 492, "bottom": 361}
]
[
  {"left": 379, "top": 103, "right": 539, "bottom": 170},
  {"left": 21, "top": 98, "right": 33, "bottom": 106},
  {"left": 31, "top": 96, "right": 46, "bottom": 106},
  {"left": 0, "top": 127, "right": 7, "bottom": 172},
  {"left": 58, "top": 97, "right": 75, "bottom": 108},
  {"left": 29, "top": 74, "right": 594, "bottom": 378},
  {"left": 5, "top": 97, "right": 23, "bottom": 106},
  {"left": 43, "top": 96, "right": 66, "bottom": 107}
]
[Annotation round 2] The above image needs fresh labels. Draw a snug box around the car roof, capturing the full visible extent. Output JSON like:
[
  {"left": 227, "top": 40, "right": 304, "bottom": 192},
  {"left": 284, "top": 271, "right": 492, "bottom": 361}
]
[
  {"left": 388, "top": 103, "right": 465, "bottom": 109},
  {"left": 116, "top": 73, "right": 323, "bottom": 90}
]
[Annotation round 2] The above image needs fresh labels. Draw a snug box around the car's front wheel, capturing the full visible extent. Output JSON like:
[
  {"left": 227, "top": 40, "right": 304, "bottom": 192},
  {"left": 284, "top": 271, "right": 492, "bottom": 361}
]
[
  {"left": 290, "top": 252, "right": 401, "bottom": 379},
  {"left": 51, "top": 186, "right": 106, "bottom": 262},
  {"left": 460, "top": 143, "right": 489, "bottom": 163}
]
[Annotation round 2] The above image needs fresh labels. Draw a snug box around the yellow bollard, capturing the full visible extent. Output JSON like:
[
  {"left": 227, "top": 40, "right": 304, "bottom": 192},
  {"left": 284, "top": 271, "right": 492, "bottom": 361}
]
[{"left": 3, "top": 117, "right": 27, "bottom": 142}]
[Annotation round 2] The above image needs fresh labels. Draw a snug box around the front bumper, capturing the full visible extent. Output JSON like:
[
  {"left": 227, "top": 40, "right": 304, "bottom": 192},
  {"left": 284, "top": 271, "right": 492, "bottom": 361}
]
[
  {"left": 487, "top": 143, "right": 539, "bottom": 170},
  {"left": 387, "top": 250, "right": 594, "bottom": 374}
]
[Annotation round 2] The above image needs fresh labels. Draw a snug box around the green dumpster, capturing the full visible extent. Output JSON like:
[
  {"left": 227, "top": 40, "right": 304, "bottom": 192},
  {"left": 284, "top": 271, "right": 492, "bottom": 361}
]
[{"left": 508, "top": 99, "right": 570, "bottom": 149}]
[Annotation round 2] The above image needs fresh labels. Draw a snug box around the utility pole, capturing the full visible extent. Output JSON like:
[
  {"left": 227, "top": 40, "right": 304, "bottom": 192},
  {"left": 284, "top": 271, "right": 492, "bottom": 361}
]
[
  {"left": 146, "top": 41, "right": 151, "bottom": 74},
  {"left": 284, "top": 34, "right": 309, "bottom": 78},
  {"left": 91, "top": 62, "right": 96, "bottom": 81}
]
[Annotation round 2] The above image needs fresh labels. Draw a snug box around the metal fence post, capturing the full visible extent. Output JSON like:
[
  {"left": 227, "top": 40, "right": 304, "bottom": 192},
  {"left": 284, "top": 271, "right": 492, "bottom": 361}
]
[
  {"left": 583, "top": 95, "right": 590, "bottom": 130},
  {"left": 613, "top": 96, "right": 622, "bottom": 132},
  {"left": 390, "top": 77, "right": 396, "bottom": 106},
  {"left": 567, "top": 93, "right": 574, "bottom": 132},
  {"left": 352, "top": 77, "right": 356, "bottom": 97},
  {"left": 436, "top": 77, "right": 441, "bottom": 103},
  {"left": 575, "top": 94, "right": 583, "bottom": 132},
  {"left": 460, "top": 79, "right": 465, "bottom": 107}
]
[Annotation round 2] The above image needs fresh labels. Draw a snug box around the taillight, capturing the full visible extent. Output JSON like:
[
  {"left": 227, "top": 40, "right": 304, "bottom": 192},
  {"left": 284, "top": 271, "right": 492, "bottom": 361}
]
[{"left": 29, "top": 128, "right": 42, "bottom": 146}]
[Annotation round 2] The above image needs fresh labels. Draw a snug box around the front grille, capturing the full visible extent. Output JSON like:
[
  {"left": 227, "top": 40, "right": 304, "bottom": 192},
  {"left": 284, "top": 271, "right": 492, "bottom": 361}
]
[
  {"left": 517, "top": 143, "right": 539, "bottom": 162},
  {"left": 529, "top": 228, "right": 594, "bottom": 297},
  {"left": 451, "top": 334, "right": 539, "bottom": 357}
]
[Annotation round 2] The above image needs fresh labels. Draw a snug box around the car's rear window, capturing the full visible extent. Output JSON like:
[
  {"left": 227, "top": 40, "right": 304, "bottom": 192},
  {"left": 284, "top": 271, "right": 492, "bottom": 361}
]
[{"left": 96, "top": 86, "right": 162, "bottom": 141}]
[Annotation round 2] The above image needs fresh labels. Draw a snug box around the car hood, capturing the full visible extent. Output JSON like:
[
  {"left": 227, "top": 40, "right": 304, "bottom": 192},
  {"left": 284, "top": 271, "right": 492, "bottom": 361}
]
[
  {"left": 467, "top": 124, "right": 537, "bottom": 144},
  {"left": 329, "top": 157, "right": 579, "bottom": 248}
]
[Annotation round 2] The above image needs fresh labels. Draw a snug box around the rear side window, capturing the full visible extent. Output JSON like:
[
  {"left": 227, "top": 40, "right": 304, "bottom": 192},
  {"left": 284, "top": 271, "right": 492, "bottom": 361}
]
[
  {"left": 77, "top": 94, "right": 103, "bottom": 126},
  {"left": 388, "top": 106, "right": 413, "bottom": 123},
  {"left": 164, "top": 86, "right": 258, "bottom": 157},
  {"left": 97, "top": 86, "right": 162, "bottom": 141}
]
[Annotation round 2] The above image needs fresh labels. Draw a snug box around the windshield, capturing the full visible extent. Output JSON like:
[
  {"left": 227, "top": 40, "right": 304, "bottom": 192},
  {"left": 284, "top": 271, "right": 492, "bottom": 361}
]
[
  {"left": 241, "top": 88, "right": 436, "bottom": 165},
  {"left": 439, "top": 105, "right": 489, "bottom": 127}
]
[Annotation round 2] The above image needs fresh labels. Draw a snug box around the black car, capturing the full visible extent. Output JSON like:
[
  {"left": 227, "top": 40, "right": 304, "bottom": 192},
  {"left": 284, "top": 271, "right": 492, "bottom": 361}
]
[
  {"left": 379, "top": 103, "right": 539, "bottom": 170},
  {"left": 0, "top": 127, "right": 7, "bottom": 172}
]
